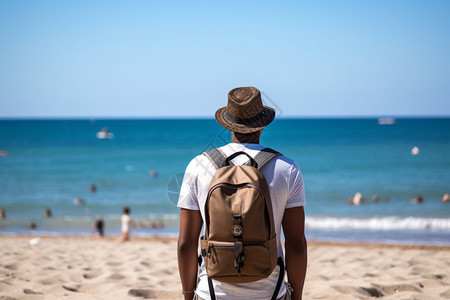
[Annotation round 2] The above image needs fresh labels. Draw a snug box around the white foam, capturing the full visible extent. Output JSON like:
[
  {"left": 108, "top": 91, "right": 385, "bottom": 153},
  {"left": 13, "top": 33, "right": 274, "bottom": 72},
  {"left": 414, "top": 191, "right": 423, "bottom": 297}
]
[
  {"left": 29, "top": 238, "right": 41, "bottom": 245},
  {"left": 306, "top": 216, "right": 450, "bottom": 231}
]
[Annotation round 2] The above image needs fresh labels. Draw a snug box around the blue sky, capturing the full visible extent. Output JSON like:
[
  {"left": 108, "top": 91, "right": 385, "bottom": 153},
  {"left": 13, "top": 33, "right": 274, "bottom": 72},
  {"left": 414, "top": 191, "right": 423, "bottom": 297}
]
[{"left": 1, "top": 0, "right": 449, "bottom": 118}]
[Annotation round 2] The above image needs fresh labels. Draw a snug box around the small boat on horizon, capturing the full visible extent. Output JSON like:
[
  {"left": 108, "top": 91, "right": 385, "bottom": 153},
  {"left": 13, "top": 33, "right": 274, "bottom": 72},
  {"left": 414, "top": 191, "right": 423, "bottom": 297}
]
[
  {"left": 96, "top": 127, "right": 114, "bottom": 139},
  {"left": 378, "top": 117, "right": 396, "bottom": 125}
]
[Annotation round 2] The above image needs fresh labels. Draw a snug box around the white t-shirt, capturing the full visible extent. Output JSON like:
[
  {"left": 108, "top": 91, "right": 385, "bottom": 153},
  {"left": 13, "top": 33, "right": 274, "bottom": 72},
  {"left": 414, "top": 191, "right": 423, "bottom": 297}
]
[
  {"left": 121, "top": 214, "right": 131, "bottom": 233},
  {"left": 177, "top": 143, "right": 305, "bottom": 300}
]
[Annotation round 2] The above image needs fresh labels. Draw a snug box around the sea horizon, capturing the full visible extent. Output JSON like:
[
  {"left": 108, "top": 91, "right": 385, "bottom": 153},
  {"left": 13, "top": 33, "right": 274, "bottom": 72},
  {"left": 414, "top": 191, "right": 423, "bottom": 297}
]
[{"left": 1, "top": 115, "right": 449, "bottom": 120}]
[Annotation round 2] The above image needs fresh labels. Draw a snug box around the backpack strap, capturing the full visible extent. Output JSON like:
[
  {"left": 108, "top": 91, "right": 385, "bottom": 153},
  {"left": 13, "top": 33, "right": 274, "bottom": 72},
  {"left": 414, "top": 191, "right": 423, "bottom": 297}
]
[
  {"left": 203, "top": 148, "right": 227, "bottom": 170},
  {"left": 250, "top": 148, "right": 281, "bottom": 169},
  {"left": 208, "top": 277, "right": 216, "bottom": 300},
  {"left": 225, "top": 151, "right": 257, "bottom": 168},
  {"left": 271, "top": 257, "right": 285, "bottom": 300},
  {"left": 205, "top": 147, "right": 281, "bottom": 170}
]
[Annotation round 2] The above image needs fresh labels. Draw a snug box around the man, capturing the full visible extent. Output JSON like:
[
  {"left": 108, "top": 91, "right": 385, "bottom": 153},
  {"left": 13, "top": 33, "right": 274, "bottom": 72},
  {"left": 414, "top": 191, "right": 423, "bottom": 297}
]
[{"left": 177, "top": 87, "right": 307, "bottom": 300}]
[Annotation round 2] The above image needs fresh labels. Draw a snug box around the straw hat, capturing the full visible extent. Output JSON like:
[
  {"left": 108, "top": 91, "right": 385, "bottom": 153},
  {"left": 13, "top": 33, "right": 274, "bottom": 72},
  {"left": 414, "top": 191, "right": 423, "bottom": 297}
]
[{"left": 215, "top": 87, "right": 275, "bottom": 133}]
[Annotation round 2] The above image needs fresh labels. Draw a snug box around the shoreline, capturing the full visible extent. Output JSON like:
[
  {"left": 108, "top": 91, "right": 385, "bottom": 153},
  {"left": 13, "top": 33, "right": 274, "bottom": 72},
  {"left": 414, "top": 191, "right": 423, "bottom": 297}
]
[
  {"left": 2, "top": 214, "right": 449, "bottom": 249},
  {"left": 2, "top": 234, "right": 450, "bottom": 251}
]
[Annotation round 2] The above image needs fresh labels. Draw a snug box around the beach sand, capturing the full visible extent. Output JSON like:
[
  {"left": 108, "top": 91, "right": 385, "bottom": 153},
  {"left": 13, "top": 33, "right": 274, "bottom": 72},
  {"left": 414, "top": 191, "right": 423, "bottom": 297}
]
[{"left": 0, "top": 236, "right": 449, "bottom": 300}]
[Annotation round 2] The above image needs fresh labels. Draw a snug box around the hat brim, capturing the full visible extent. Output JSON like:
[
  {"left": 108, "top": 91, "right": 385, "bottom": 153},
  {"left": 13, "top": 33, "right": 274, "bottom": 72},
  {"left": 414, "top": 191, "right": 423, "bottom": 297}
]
[{"left": 215, "top": 106, "right": 276, "bottom": 134}]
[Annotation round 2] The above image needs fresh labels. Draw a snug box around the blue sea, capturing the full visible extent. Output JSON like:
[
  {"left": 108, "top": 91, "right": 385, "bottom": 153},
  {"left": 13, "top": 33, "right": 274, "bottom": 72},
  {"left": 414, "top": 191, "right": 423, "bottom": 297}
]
[{"left": 1, "top": 118, "right": 449, "bottom": 245}]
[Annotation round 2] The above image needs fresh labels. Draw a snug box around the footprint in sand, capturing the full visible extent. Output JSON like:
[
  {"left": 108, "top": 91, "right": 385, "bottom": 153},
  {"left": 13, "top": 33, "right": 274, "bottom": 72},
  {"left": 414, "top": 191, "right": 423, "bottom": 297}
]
[
  {"left": 62, "top": 283, "right": 81, "bottom": 292},
  {"left": 372, "top": 283, "right": 421, "bottom": 295},
  {"left": 140, "top": 261, "right": 152, "bottom": 267},
  {"left": 4, "top": 264, "right": 18, "bottom": 271},
  {"left": 358, "top": 287, "right": 384, "bottom": 297},
  {"left": 23, "top": 289, "right": 43, "bottom": 295},
  {"left": 128, "top": 289, "right": 156, "bottom": 299},
  {"left": 83, "top": 270, "right": 102, "bottom": 279},
  {"left": 423, "top": 273, "right": 445, "bottom": 280}
]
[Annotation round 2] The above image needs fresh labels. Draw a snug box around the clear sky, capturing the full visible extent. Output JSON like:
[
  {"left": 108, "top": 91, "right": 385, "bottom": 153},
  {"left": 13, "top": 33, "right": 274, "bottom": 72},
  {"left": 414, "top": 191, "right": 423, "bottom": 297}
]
[{"left": 1, "top": 0, "right": 449, "bottom": 118}]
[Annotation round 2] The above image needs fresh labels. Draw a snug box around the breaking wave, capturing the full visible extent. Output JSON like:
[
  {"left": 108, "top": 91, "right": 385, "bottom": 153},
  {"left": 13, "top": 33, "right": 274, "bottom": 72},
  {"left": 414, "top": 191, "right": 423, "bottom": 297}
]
[{"left": 305, "top": 216, "right": 450, "bottom": 231}]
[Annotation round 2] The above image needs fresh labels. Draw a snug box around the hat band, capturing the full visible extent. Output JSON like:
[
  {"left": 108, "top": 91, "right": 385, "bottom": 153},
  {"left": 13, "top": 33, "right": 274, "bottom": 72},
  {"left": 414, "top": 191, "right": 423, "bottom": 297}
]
[{"left": 224, "top": 109, "right": 266, "bottom": 125}]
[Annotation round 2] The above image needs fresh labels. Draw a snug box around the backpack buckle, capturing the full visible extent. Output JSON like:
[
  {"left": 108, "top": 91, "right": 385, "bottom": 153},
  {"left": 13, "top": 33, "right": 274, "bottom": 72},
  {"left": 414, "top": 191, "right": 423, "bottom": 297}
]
[{"left": 231, "top": 225, "right": 243, "bottom": 237}]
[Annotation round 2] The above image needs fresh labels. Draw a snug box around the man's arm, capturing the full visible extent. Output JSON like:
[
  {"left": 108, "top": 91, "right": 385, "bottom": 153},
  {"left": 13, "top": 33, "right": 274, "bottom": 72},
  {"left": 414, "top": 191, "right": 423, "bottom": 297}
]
[
  {"left": 177, "top": 208, "right": 203, "bottom": 300},
  {"left": 282, "top": 206, "right": 307, "bottom": 300}
]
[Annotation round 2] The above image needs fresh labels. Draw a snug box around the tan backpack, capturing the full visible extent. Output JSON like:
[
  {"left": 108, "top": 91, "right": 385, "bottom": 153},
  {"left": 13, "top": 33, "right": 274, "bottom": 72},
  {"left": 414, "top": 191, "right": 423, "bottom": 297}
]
[{"left": 200, "top": 148, "right": 284, "bottom": 300}]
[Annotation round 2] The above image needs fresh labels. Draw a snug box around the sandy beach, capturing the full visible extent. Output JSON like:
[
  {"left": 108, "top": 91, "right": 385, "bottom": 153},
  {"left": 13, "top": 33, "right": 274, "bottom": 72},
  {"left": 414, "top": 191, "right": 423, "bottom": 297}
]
[{"left": 0, "top": 236, "right": 449, "bottom": 300}]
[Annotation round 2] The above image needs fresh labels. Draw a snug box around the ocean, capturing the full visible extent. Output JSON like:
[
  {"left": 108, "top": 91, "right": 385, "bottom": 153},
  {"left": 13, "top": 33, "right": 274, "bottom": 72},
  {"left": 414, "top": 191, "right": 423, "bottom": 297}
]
[{"left": 0, "top": 118, "right": 449, "bottom": 245}]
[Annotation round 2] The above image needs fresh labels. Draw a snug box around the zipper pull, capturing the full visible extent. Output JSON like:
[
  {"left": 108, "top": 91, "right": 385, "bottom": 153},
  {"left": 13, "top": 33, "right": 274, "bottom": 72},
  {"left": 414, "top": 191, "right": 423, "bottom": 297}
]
[
  {"left": 207, "top": 244, "right": 212, "bottom": 258},
  {"left": 208, "top": 244, "right": 217, "bottom": 264}
]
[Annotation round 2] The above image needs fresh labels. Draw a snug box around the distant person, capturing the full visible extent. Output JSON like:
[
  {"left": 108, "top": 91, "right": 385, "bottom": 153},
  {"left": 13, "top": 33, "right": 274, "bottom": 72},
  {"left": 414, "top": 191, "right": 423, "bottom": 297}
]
[
  {"left": 411, "top": 195, "right": 423, "bottom": 204},
  {"left": 441, "top": 193, "right": 449, "bottom": 203},
  {"left": 97, "top": 127, "right": 114, "bottom": 139},
  {"left": 44, "top": 208, "right": 52, "bottom": 218},
  {"left": 0, "top": 150, "right": 8, "bottom": 157},
  {"left": 116, "top": 207, "right": 134, "bottom": 243},
  {"left": 150, "top": 170, "right": 158, "bottom": 177},
  {"left": 0, "top": 208, "right": 5, "bottom": 219},
  {"left": 74, "top": 198, "right": 86, "bottom": 205},
  {"left": 348, "top": 192, "right": 363, "bottom": 205},
  {"left": 90, "top": 184, "right": 97, "bottom": 193},
  {"left": 146, "top": 220, "right": 164, "bottom": 228},
  {"left": 93, "top": 215, "right": 104, "bottom": 237},
  {"left": 29, "top": 222, "right": 37, "bottom": 229}
]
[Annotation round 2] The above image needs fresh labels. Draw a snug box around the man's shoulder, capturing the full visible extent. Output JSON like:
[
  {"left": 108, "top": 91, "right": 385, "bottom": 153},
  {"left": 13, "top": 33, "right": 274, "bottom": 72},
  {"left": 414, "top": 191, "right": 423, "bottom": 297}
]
[
  {"left": 261, "top": 147, "right": 298, "bottom": 169},
  {"left": 187, "top": 153, "right": 213, "bottom": 167},
  {"left": 184, "top": 152, "right": 217, "bottom": 179},
  {"left": 274, "top": 153, "right": 297, "bottom": 166}
]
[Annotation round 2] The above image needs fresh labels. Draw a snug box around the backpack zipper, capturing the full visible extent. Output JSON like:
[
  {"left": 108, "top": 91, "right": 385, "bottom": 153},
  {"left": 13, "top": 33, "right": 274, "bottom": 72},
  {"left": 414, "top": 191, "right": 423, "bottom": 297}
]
[
  {"left": 209, "top": 241, "right": 268, "bottom": 249},
  {"left": 208, "top": 182, "right": 263, "bottom": 197}
]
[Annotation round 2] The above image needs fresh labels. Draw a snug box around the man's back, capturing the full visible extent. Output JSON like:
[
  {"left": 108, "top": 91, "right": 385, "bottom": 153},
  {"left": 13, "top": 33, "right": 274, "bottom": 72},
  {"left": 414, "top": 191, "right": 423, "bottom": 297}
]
[{"left": 178, "top": 143, "right": 305, "bottom": 299}]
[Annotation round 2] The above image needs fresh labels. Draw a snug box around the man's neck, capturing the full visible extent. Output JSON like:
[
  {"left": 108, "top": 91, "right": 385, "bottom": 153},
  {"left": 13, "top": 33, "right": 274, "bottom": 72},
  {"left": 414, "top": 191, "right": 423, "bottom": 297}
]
[{"left": 231, "top": 131, "right": 261, "bottom": 144}]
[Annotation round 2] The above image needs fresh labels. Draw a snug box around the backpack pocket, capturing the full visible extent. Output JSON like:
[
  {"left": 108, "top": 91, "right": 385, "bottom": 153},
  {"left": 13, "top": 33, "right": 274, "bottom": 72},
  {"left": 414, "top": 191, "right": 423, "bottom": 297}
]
[{"left": 204, "top": 240, "right": 274, "bottom": 283}]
